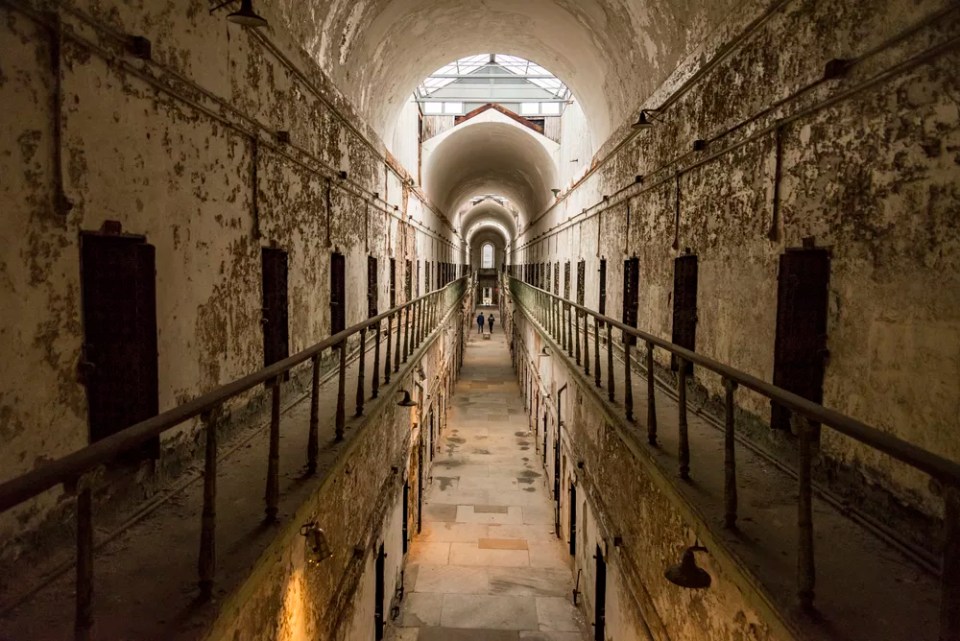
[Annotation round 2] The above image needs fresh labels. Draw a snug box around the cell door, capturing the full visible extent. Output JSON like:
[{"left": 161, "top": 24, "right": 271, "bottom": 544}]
[
  {"left": 622, "top": 257, "right": 640, "bottom": 344},
  {"left": 417, "top": 437, "right": 425, "bottom": 534},
  {"left": 389, "top": 258, "right": 397, "bottom": 308},
  {"left": 553, "top": 263, "right": 560, "bottom": 296},
  {"left": 577, "top": 260, "right": 586, "bottom": 306},
  {"left": 771, "top": 249, "right": 831, "bottom": 431},
  {"left": 262, "top": 247, "right": 289, "bottom": 367},
  {"left": 542, "top": 414, "right": 548, "bottom": 465},
  {"left": 569, "top": 484, "right": 577, "bottom": 556},
  {"left": 429, "top": 411, "right": 435, "bottom": 462},
  {"left": 554, "top": 431, "right": 561, "bottom": 535},
  {"left": 405, "top": 259, "right": 412, "bottom": 301},
  {"left": 330, "top": 251, "right": 346, "bottom": 335},
  {"left": 598, "top": 258, "right": 607, "bottom": 318},
  {"left": 367, "top": 255, "right": 379, "bottom": 318},
  {"left": 594, "top": 544, "right": 607, "bottom": 640},
  {"left": 402, "top": 481, "right": 410, "bottom": 554},
  {"left": 375, "top": 542, "right": 386, "bottom": 640},
  {"left": 671, "top": 254, "right": 698, "bottom": 372},
  {"left": 564, "top": 262, "right": 571, "bottom": 299},
  {"left": 80, "top": 231, "right": 159, "bottom": 459}
]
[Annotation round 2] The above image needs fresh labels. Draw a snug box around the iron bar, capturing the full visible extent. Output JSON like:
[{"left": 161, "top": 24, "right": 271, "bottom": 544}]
[
  {"left": 723, "top": 378, "right": 738, "bottom": 529},
  {"left": 372, "top": 323, "right": 381, "bottom": 399},
  {"left": 624, "top": 337, "right": 634, "bottom": 422},
  {"left": 265, "top": 380, "right": 281, "bottom": 521},
  {"left": 355, "top": 328, "right": 366, "bottom": 416},
  {"left": 198, "top": 410, "right": 218, "bottom": 599},
  {"left": 678, "top": 360, "right": 689, "bottom": 479},
  {"left": 307, "top": 355, "right": 320, "bottom": 473},
  {"left": 646, "top": 342, "right": 657, "bottom": 445},
  {"left": 797, "top": 417, "right": 816, "bottom": 610},
  {"left": 335, "top": 345, "right": 346, "bottom": 441},
  {"left": 607, "top": 323, "right": 615, "bottom": 403}
]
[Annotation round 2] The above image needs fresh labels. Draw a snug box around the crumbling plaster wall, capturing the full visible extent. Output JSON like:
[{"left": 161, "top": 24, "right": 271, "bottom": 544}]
[
  {"left": 0, "top": 0, "right": 462, "bottom": 542},
  {"left": 513, "top": 0, "right": 960, "bottom": 517}
]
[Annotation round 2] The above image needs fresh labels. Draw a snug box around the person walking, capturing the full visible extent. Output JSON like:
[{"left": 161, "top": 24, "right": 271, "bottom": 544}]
[
  {"left": 476, "top": 312, "right": 485, "bottom": 334},
  {"left": 488, "top": 313, "right": 496, "bottom": 333}
]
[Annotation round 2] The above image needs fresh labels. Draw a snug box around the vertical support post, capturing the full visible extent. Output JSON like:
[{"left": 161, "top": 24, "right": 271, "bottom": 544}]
[
  {"left": 797, "top": 417, "right": 816, "bottom": 611},
  {"left": 372, "top": 323, "right": 381, "bottom": 399},
  {"left": 723, "top": 378, "right": 738, "bottom": 529},
  {"left": 594, "top": 318, "right": 601, "bottom": 387},
  {"left": 199, "top": 410, "right": 218, "bottom": 599},
  {"left": 583, "top": 311, "right": 590, "bottom": 376},
  {"left": 355, "top": 328, "right": 366, "bottom": 417},
  {"left": 385, "top": 314, "right": 394, "bottom": 382},
  {"left": 678, "top": 360, "right": 689, "bottom": 479},
  {"left": 307, "top": 355, "right": 320, "bottom": 472},
  {"left": 607, "top": 323, "right": 615, "bottom": 403},
  {"left": 646, "top": 342, "right": 657, "bottom": 445},
  {"left": 335, "top": 345, "right": 346, "bottom": 441},
  {"left": 624, "top": 337, "right": 634, "bottom": 422},
  {"left": 941, "top": 485, "right": 960, "bottom": 641},
  {"left": 265, "top": 380, "right": 281, "bottom": 521},
  {"left": 75, "top": 482, "right": 93, "bottom": 641},
  {"left": 575, "top": 307, "right": 581, "bottom": 365}
]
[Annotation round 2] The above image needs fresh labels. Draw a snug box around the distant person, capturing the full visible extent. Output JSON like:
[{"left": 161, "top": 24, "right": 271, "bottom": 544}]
[
  {"left": 476, "top": 312, "right": 485, "bottom": 334},
  {"left": 488, "top": 314, "right": 496, "bottom": 333}
]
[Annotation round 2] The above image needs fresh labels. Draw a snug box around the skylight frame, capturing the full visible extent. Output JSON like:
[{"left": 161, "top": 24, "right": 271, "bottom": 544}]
[{"left": 415, "top": 53, "right": 571, "bottom": 104}]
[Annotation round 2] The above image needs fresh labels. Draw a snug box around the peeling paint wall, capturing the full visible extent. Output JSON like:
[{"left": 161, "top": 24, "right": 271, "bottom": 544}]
[
  {"left": 0, "top": 0, "right": 463, "bottom": 544},
  {"left": 513, "top": 0, "right": 960, "bottom": 521}
]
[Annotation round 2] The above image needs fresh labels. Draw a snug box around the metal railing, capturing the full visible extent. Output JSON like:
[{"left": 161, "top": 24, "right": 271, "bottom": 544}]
[
  {"left": 0, "top": 276, "right": 468, "bottom": 640},
  {"left": 507, "top": 275, "right": 960, "bottom": 638}
]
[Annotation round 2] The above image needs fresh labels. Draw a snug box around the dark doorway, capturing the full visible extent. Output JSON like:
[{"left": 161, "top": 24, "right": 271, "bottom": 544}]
[
  {"left": 402, "top": 480, "right": 409, "bottom": 555},
  {"left": 594, "top": 544, "right": 607, "bottom": 641},
  {"left": 417, "top": 437, "right": 425, "bottom": 534},
  {"left": 598, "top": 258, "right": 607, "bottom": 317},
  {"left": 671, "top": 253, "right": 699, "bottom": 372},
  {"left": 330, "top": 250, "right": 346, "bottom": 335},
  {"left": 367, "top": 255, "right": 379, "bottom": 318},
  {"left": 390, "top": 258, "right": 397, "bottom": 308},
  {"left": 429, "top": 411, "right": 435, "bottom": 462},
  {"left": 554, "top": 436, "right": 561, "bottom": 536},
  {"left": 80, "top": 230, "right": 159, "bottom": 460},
  {"left": 542, "top": 414, "right": 548, "bottom": 465},
  {"left": 262, "top": 247, "right": 289, "bottom": 367},
  {"left": 569, "top": 484, "right": 577, "bottom": 557},
  {"left": 375, "top": 542, "right": 386, "bottom": 640},
  {"left": 622, "top": 256, "right": 640, "bottom": 344},
  {"left": 772, "top": 248, "right": 831, "bottom": 431}
]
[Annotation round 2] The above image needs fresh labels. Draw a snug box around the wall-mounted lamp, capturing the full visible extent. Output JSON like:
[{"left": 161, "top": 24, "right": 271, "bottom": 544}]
[
  {"left": 632, "top": 109, "right": 663, "bottom": 128},
  {"left": 551, "top": 189, "right": 561, "bottom": 198},
  {"left": 664, "top": 545, "right": 711, "bottom": 589},
  {"left": 227, "top": 0, "right": 268, "bottom": 28},
  {"left": 397, "top": 390, "right": 417, "bottom": 407},
  {"left": 299, "top": 522, "right": 332, "bottom": 565}
]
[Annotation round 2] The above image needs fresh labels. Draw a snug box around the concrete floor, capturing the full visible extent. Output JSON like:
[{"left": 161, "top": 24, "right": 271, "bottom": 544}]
[{"left": 387, "top": 326, "right": 587, "bottom": 641}]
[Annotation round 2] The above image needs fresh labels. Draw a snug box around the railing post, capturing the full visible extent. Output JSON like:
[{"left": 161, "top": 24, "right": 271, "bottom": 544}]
[
  {"left": 583, "top": 312, "right": 590, "bottom": 376},
  {"left": 198, "top": 409, "right": 218, "bottom": 599},
  {"left": 941, "top": 485, "right": 960, "bottom": 641},
  {"left": 624, "top": 336, "right": 634, "bottom": 422},
  {"left": 394, "top": 307, "right": 402, "bottom": 372},
  {"left": 607, "top": 323, "right": 615, "bottom": 403},
  {"left": 265, "top": 379, "right": 281, "bottom": 522},
  {"left": 575, "top": 307, "right": 581, "bottom": 365},
  {"left": 723, "top": 378, "right": 738, "bottom": 529},
  {"left": 797, "top": 417, "right": 816, "bottom": 611},
  {"left": 402, "top": 305, "right": 410, "bottom": 363},
  {"left": 646, "top": 342, "right": 657, "bottom": 445},
  {"left": 594, "top": 318, "right": 601, "bottom": 387},
  {"left": 372, "top": 323, "right": 381, "bottom": 399},
  {"left": 74, "top": 477, "right": 94, "bottom": 641},
  {"left": 355, "top": 328, "right": 366, "bottom": 417},
  {"left": 678, "top": 359, "right": 690, "bottom": 479},
  {"left": 336, "top": 344, "right": 346, "bottom": 441},
  {"left": 307, "top": 355, "right": 320, "bottom": 473}
]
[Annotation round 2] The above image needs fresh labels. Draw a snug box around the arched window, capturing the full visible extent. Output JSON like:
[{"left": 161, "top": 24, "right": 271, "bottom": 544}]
[{"left": 481, "top": 243, "right": 495, "bottom": 269}]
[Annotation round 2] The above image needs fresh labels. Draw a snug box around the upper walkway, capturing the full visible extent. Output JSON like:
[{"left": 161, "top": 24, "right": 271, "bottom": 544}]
[{"left": 389, "top": 326, "right": 586, "bottom": 641}]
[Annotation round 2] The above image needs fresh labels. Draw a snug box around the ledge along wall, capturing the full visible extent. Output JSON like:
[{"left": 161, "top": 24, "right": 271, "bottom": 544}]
[{"left": 0, "top": 0, "right": 463, "bottom": 547}]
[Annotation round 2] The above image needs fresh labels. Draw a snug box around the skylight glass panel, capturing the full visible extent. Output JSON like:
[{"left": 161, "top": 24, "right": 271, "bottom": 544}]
[{"left": 416, "top": 53, "right": 570, "bottom": 108}]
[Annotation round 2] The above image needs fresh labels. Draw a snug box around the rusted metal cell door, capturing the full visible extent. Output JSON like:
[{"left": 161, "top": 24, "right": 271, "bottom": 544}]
[
  {"left": 390, "top": 258, "right": 397, "bottom": 308},
  {"left": 546, "top": 260, "right": 552, "bottom": 292},
  {"left": 80, "top": 231, "right": 160, "bottom": 460},
  {"left": 577, "top": 260, "right": 586, "bottom": 306},
  {"left": 568, "top": 484, "right": 577, "bottom": 556},
  {"left": 405, "top": 259, "right": 412, "bottom": 300},
  {"left": 436, "top": 261, "right": 441, "bottom": 289},
  {"left": 402, "top": 480, "right": 410, "bottom": 554},
  {"left": 374, "top": 541, "right": 386, "bottom": 640},
  {"left": 330, "top": 250, "right": 346, "bottom": 335},
  {"left": 622, "top": 256, "right": 640, "bottom": 344},
  {"left": 554, "top": 262, "right": 560, "bottom": 296},
  {"left": 594, "top": 544, "right": 607, "bottom": 640},
  {"left": 262, "top": 247, "right": 290, "bottom": 372},
  {"left": 671, "top": 254, "right": 699, "bottom": 372},
  {"left": 771, "top": 248, "right": 831, "bottom": 431},
  {"left": 367, "top": 255, "right": 379, "bottom": 317},
  {"left": 564, "top": 262, "right": 571, "bottom": 299},
  {"left": 598, "top": 258, "right": 607, "bottom": 317},
  {"left": 425, "top": 260, "right": 431, "bottom": 292}
]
